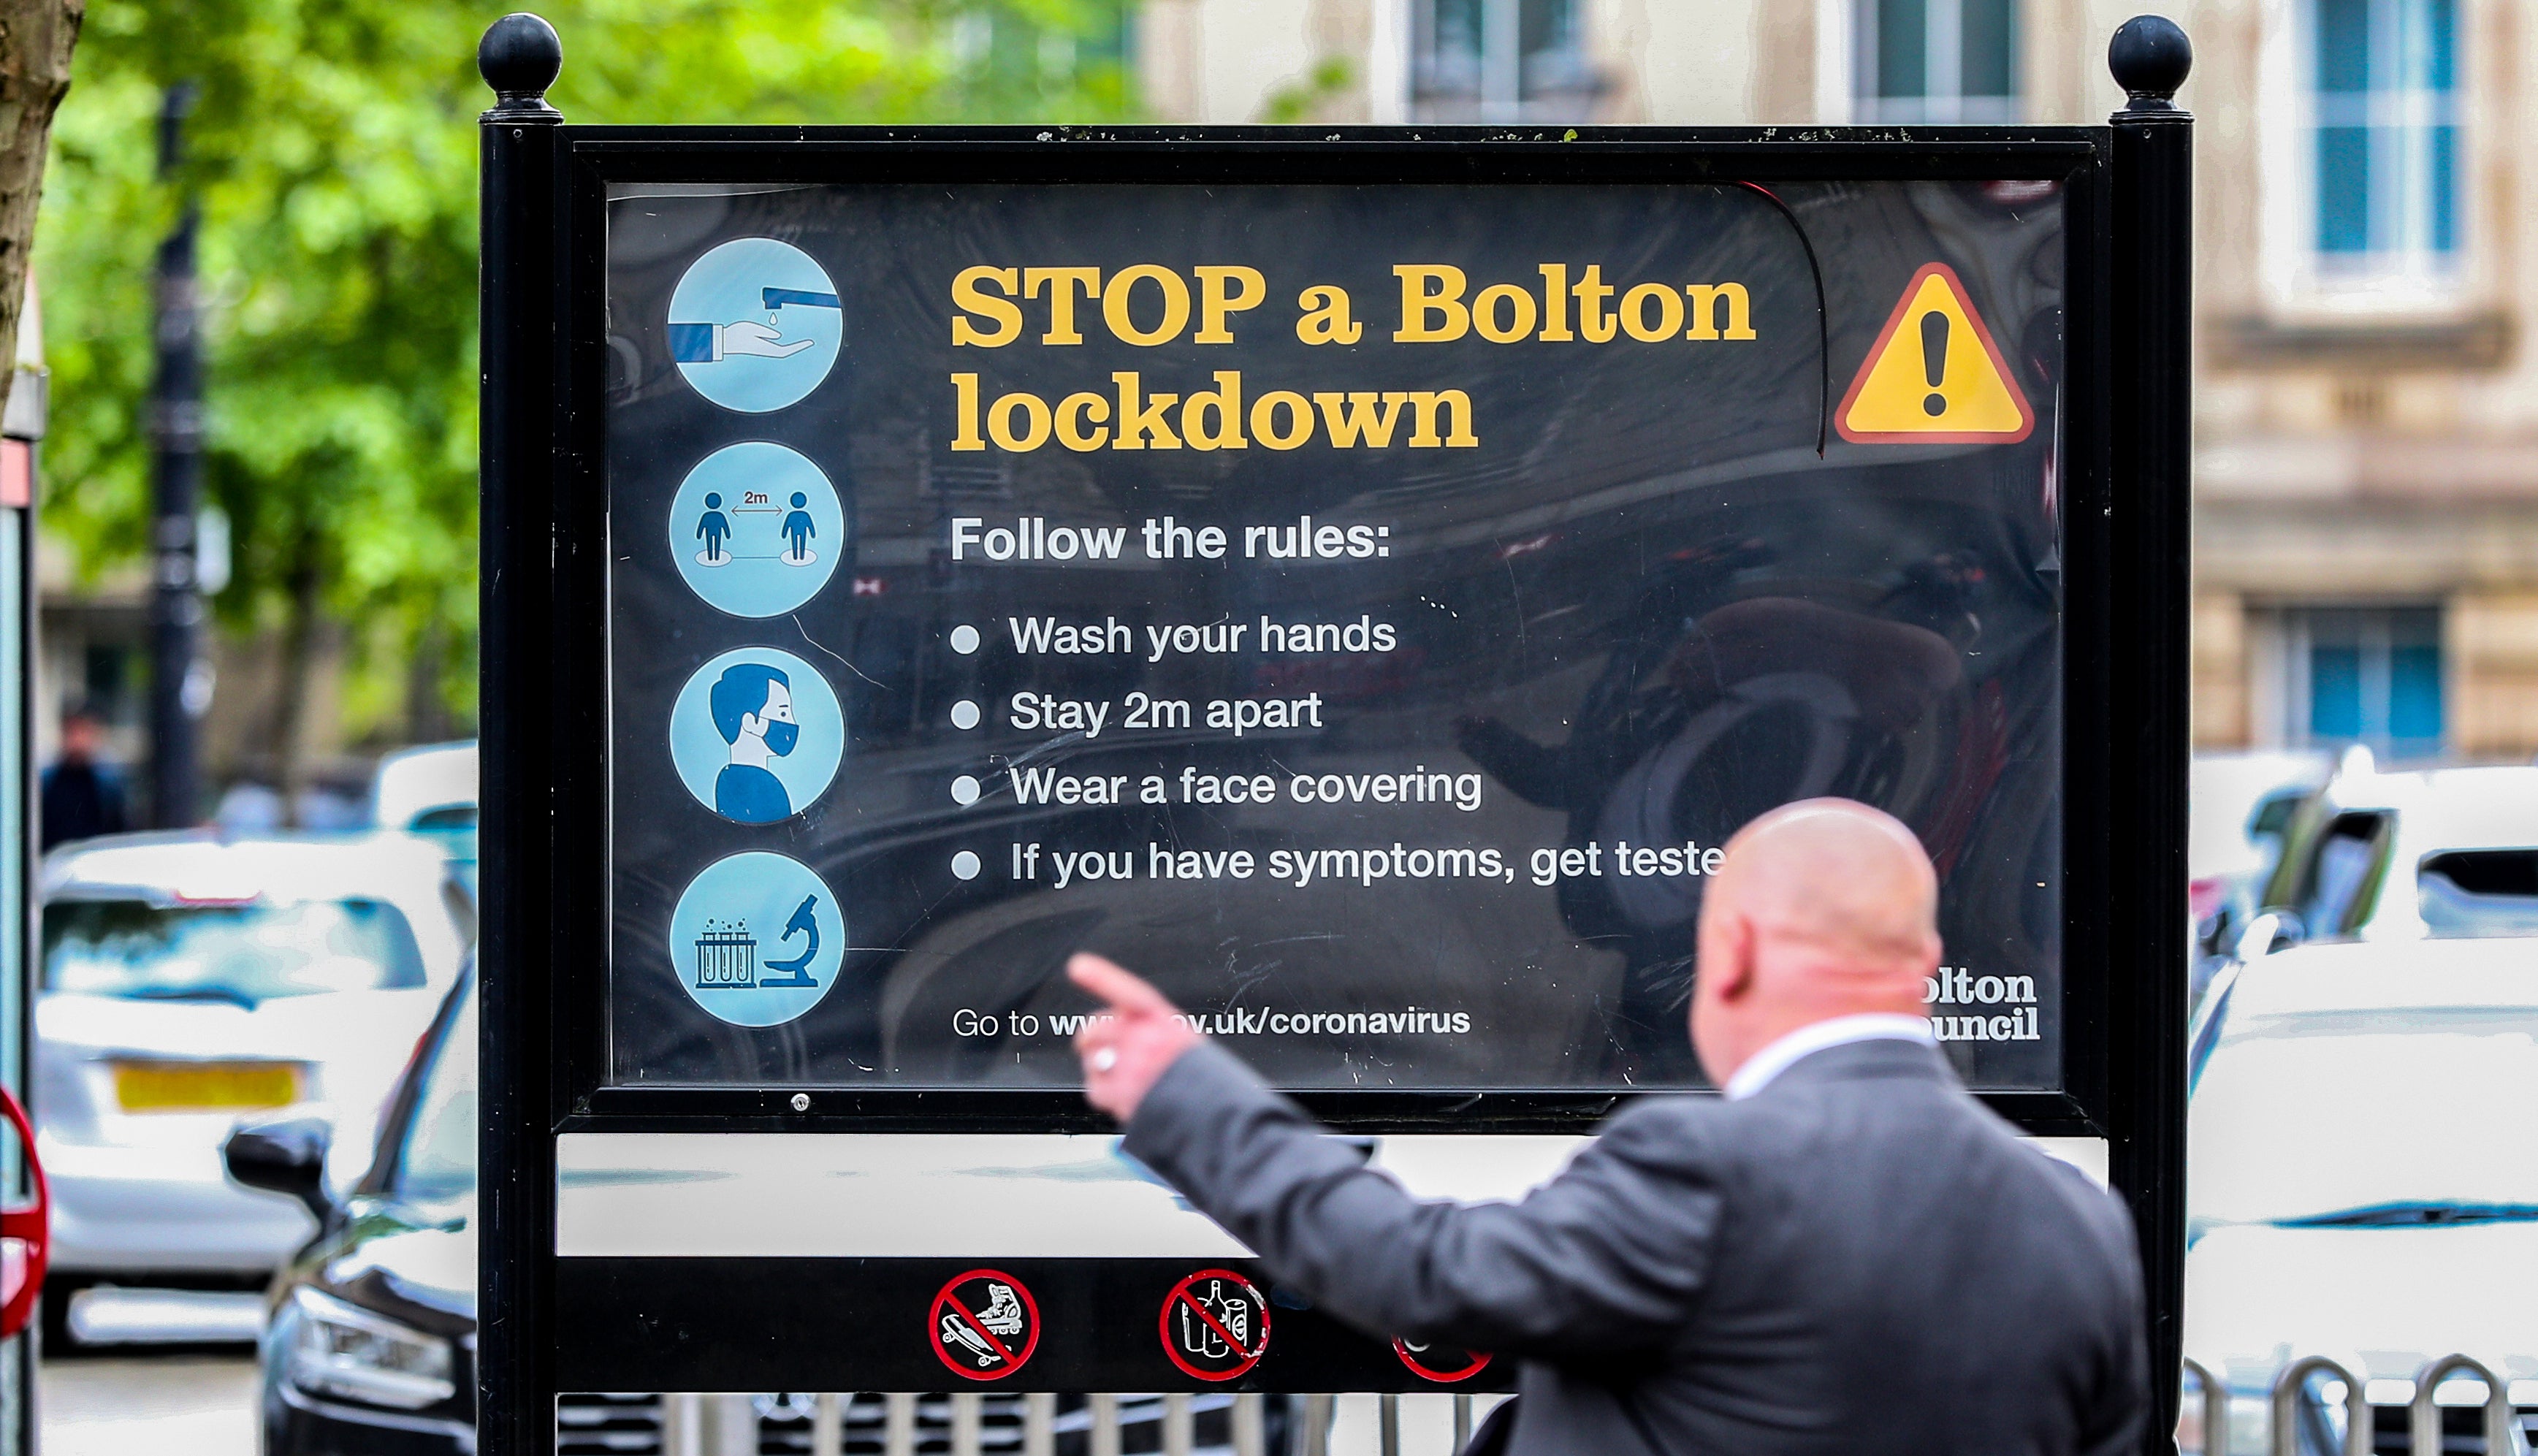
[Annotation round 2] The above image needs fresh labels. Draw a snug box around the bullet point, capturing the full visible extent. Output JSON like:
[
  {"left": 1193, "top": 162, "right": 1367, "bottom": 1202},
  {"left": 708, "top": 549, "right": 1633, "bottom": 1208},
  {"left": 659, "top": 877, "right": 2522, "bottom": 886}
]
[
  {"left": 950, "top": 624, "right": 980, "bottom": 655},
  {"left": 950, "top": 699, "right": 981, "bottom": 730},
  {"left": 950, "top": 775, "right": 980, "bottom": 805},
  {"left": 950, "top": 850, "right": 981, "bottom": 880}
]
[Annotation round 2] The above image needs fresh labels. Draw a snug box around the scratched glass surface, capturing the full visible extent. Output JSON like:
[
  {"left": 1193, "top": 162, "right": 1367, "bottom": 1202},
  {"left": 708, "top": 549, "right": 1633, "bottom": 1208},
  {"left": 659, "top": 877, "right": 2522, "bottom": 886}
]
[{"left": 602, "top": 180, "right": 2068, "bottom": 1091}]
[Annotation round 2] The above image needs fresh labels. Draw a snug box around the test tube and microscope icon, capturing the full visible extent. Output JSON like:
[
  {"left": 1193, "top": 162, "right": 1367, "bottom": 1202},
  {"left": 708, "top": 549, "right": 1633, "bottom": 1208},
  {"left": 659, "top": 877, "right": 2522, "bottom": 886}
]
[{"left": 692, "top": 893, "right": 823, "bottom": 990}]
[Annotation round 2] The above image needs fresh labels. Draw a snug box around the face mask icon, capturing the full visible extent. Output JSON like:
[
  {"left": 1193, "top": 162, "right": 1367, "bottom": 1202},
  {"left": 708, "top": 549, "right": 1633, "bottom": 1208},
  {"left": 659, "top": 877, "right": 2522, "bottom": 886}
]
[
  {"left": 672, "top": 648, "right": 841, "bottom": 828},
  {"left": 709, "top": 663, "right": 801, "bottom": 823}
]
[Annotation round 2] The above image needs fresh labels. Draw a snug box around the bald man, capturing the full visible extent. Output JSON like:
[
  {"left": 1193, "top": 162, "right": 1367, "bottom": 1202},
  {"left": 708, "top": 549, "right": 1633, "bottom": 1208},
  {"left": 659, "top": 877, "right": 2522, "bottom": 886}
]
[{"left": 1072, "top": 798, "right": 2146, "bottom": 1456}]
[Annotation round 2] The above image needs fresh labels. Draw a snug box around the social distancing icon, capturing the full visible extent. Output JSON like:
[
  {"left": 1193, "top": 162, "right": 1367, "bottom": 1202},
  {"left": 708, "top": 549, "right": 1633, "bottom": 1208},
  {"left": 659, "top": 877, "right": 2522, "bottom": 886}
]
[
  {"left": 1836, "top": 263, "right": 2034, "bottom": 444},
  {"left": 668, "top": 442, "right": 847, "bottom": 618}
]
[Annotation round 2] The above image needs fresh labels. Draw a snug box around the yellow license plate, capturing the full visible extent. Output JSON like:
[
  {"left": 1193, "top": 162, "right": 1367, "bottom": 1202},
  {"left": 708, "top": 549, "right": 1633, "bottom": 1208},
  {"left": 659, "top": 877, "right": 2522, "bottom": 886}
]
[{"left": 113, "top": 1061, "right": 301, "bottom": 1113}]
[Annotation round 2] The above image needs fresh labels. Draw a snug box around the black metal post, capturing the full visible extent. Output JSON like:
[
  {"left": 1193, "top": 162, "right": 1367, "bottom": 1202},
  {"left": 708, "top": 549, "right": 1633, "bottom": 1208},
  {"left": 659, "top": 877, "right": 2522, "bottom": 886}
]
[
  {"left": 2105, "top": 17, "right": 2193, "bottom": 1454},
  {"left": 146, "top": 81, "right": 203, "bottom": 828},
  {"left": 476, "top": 15, "right": 563, "bottom": 1456}
]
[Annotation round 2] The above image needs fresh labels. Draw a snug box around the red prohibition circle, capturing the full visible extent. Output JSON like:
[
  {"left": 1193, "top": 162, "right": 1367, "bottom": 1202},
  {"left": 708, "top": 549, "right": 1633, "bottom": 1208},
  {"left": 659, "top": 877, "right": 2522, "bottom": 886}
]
[
  {"left": 1393, "top": 1338, "right": 1493, "bottom": 1383},
  {"left": 1158, "top": 1269, "right": 1270, "bottom": 1382},
  {"left": 929, "top": 1268, "right": 1041, "bottom": 1381}
]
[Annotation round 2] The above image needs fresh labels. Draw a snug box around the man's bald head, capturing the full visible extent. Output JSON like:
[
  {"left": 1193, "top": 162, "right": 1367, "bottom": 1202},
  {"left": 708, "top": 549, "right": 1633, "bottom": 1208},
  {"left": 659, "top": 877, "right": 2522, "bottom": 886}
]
[{"left": 1690, "top": 798, "right": 1941, "bottom": 1085}]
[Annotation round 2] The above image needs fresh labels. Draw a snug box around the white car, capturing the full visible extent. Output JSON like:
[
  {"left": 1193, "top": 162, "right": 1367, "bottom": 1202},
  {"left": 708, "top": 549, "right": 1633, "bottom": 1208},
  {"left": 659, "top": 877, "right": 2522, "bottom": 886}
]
[
  {"left": 2263, "top": 763, "right": 2538, "bottom": 945},
  {"left": 2185, "top": 936, "right": 2538, "bottom": 1453},
  {"left": 34, "top": 833, "right": 469, "bottom": 1317},
  {"left": 2190, "top": 750, "right": 2331, "bottom": 919},
  {"left": 370, "top": 741, "right": 478, "bottom": 897},
  {"left": 2189, "top": 750, "right": 2332, "bottom": 999}
]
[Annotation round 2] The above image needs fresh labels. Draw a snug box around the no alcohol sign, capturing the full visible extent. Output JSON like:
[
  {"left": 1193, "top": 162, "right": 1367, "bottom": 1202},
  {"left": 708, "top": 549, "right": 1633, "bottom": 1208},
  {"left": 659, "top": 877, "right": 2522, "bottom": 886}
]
[
  {"left": 930, "top": 1270, "right": 1040, "bottom": 1381},
  {"left": 1159, "top": 1270, "right": 1270, "bottom": 1382}
]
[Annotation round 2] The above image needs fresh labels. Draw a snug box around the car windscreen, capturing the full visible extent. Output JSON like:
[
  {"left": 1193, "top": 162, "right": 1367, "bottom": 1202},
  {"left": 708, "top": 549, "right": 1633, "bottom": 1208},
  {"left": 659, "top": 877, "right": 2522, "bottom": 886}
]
[
  {"left": 2417, "top": 849, "right": 2538, "bottom": 938},
  {"left": 2190, "top": 1005, "right": 2538, "bottom": 1229},
  {"left": 2291, "top": 811, "right": 2390, "bottom": 938},
  {"left": 408, "top": 805, "right": 478, "bottom": 865},
  {"left": 395, "top": 978, "right": 476, "bottom": 1202},
  {"left": 41, "top": 898, "right": 428, "bottom": 1004}
]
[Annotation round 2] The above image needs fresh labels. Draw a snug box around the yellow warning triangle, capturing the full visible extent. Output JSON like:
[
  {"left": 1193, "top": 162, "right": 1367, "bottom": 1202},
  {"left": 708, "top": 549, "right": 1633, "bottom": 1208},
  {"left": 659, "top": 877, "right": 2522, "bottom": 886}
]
[{"left": 1836, "top": 264, "right": 2034, "bottom": 443}]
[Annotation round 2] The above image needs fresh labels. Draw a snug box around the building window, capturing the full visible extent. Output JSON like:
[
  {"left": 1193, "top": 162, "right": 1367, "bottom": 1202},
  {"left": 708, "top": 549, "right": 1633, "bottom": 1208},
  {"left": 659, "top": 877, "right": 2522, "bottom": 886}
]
[
  {"left": 2282, "top": 606, "right": 2444, "bottom": 759},
  {"left": 1853, "top": 0, "right": 2019, "bottom": 124},
  {"left": 1411, "top": 0, "right": 1596, "bottom": 123},
  {"left": 2308, "top": 0, "right": 2458, "bottom": 276}
]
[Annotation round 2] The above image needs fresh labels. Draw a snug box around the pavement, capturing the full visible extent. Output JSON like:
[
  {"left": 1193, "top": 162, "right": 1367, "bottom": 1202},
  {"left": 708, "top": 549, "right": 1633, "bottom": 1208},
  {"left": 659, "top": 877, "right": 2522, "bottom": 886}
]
[{"left": 39, "top": 1354, "right": 259, "bottom": 1456}]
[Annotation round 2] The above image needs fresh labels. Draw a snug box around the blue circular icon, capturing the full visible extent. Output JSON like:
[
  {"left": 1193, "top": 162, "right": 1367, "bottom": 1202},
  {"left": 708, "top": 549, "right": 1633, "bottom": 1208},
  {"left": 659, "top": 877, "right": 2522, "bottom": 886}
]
[
  {"left": 668, "top": 852, "right": 845, "bottom": 1028},
  {"left": 671, "top": 443, "right": 845, "bottom": 617},
  {"left": 667, "top": 237, "right": 843, "bottom": 413},
  {"left": 669, "top": 648, "right": 843, "bottom": 825}
]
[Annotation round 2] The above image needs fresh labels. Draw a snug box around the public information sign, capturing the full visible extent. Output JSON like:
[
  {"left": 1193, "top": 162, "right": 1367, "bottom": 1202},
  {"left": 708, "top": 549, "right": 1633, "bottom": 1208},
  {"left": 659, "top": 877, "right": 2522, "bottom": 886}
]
[
  {"left": 609, "top": 175, "right": 2073, "bottom": 1092},
  {"left": 479, "top": 15, "right": 2192, "bottom": 1449}
]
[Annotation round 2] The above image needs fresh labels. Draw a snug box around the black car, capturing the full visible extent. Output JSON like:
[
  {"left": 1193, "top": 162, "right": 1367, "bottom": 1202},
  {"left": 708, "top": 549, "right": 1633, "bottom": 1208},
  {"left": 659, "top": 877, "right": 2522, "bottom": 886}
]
[
  {"left": 221, "top": 964, "right": 1305, "bottom": 1455},
  {"left": 226, "top": 964, "right": 479, "bottom": 1454}
]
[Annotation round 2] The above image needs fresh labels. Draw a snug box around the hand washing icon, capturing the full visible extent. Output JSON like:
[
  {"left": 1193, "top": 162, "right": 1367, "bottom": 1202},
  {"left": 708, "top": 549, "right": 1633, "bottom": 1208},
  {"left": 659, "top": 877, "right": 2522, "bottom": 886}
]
[{"left": 666, "top": 238, "right": 842, "bottom": 413}]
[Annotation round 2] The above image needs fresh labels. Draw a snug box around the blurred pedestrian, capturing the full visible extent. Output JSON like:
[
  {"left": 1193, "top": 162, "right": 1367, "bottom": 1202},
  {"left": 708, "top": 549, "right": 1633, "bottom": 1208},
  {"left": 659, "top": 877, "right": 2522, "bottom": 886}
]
[
  {"left": 41, "top": 704, "right": 128, "bottom": 851},
  {"left": 1072, "top": 798, "right": 2147, "bottom": 1456}
]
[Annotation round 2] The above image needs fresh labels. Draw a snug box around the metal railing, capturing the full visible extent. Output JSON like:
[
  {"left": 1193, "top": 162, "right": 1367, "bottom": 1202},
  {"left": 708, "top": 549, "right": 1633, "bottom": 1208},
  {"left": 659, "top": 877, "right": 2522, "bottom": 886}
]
[
  {"left": 2179, "top": 1352, "right": 2534, "bottom": 1456},
  {"left": 610, "top": 1390, "right": 1500, "bottom": 1456}
]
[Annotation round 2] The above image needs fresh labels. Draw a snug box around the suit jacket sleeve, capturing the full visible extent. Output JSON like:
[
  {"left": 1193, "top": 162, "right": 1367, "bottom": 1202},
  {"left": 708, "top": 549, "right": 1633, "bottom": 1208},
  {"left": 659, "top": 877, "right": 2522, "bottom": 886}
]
[{"left": 1121, "top": 1040, "right": 1725, "bottom": 1358}]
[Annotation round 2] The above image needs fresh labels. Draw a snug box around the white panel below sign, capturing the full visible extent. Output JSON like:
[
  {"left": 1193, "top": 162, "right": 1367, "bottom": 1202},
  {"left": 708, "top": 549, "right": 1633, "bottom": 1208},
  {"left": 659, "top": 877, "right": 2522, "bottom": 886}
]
[{"left": 555, "top": 1132, "right": 2108, "bottom": 1258}]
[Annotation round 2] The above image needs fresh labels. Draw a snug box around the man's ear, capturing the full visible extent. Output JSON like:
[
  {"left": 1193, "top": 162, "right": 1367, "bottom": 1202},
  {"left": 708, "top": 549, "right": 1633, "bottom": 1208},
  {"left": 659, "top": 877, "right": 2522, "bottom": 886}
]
[{"left": 1710, "top": 912, "right": 1757, "bottom": 1004}]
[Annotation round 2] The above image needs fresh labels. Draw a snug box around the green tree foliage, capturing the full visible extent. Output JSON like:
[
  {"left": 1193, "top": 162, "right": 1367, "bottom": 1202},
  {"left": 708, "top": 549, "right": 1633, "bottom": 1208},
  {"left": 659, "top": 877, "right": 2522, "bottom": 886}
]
[{"left": 38, "top": 0, "right": 1134, "bottom": 747}]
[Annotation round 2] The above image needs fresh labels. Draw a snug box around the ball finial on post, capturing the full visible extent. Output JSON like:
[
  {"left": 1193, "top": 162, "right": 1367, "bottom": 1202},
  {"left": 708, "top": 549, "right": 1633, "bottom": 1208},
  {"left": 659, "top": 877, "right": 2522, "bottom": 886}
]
[
  {"left": 479, "top": 13, "right": 563, "bottom": 120},
  {"left": 2108, "top": 15, "right": 2192, "bottom": 113}
]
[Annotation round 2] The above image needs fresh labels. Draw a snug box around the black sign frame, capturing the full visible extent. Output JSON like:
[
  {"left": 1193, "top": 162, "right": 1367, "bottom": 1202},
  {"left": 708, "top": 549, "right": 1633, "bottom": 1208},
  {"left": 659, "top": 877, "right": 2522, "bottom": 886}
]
[{"left": 479, "top": 17, "right": 2189, "bottom": 1449}]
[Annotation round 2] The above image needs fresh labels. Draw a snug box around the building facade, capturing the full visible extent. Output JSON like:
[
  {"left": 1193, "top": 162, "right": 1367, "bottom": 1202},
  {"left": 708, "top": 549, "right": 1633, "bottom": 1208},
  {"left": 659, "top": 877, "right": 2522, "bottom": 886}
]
[{"left": 1140, "top": 0, "right": 2538, "bottom": 763}]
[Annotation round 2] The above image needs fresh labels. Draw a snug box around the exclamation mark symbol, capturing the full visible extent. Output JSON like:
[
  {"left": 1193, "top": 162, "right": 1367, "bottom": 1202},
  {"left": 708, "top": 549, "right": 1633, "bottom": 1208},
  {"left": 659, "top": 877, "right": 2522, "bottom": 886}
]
[{"left": 1921, "top": 310, "right": 1950, "bottom": 417}]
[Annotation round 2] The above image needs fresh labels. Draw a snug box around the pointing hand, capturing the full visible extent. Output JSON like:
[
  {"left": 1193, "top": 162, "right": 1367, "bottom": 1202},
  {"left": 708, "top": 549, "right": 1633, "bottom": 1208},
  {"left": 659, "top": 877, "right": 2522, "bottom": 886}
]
[
  {"left": 721, "top": 320, "right": 816, "bottom": 358},
  {"left": 1070, "top": 953, "right": 1202, "bottom": 1124}
]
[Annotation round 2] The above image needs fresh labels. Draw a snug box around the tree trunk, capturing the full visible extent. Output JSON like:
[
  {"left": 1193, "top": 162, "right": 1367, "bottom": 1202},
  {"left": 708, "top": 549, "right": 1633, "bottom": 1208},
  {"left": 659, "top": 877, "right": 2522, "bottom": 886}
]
[
  {"left": 269, "top": 552, "right": 320, "bottom": 828},
  {"left": 407, "top": 614, "right": 450, "bottom": 744},
  {"left": 0, "top": 0, "right": 83, "bottom": 411}
]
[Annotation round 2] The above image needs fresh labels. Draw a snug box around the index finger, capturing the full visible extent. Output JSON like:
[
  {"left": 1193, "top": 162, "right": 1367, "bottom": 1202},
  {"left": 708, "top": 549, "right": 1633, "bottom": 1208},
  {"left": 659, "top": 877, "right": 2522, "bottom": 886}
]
[{"left": 1067, "top": 953, "right": 1178, "bottom": 1017}]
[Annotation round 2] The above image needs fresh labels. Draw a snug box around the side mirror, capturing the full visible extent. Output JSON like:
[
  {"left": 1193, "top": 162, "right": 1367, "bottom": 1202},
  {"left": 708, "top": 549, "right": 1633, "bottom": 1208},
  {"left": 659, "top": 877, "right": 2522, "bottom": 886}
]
[
  {"left": 223, "top": 1115, "right": 335, "bottom": 1223},
  {"left": 2231, "top": 912, "right": 2278, "bottom": 964},
  {"left": 2247, "top": 908, "right": 2305, "bottom": 958}
]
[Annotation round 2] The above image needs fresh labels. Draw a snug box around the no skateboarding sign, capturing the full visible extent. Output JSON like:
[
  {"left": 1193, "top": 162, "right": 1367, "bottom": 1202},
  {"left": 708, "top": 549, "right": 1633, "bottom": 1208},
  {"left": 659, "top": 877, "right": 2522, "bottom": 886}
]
[{"left": 931, "top": 1270, "right": 1040, "bottom": 1381}]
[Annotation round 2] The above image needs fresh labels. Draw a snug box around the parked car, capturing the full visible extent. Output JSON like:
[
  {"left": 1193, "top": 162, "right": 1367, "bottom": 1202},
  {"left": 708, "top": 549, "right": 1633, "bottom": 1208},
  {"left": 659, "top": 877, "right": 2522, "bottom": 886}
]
[
  {"left": 372, "top": 741, "right": 479, "bottom": 900},
  {"left": 226, "top": 978, "right": 1197, "bottom": 1455},
  {"left": 2185, "top": 935, "right": 2538, "bottom": 1454},
  {"left": 2260, "top": 761, "right": 2538, "bottom": 947},
  {"left": 34, "top": 831, "right": 469, "bottom": 1343},
  {"left": 232, "top": 962, "right": 477, "bottom": 1452},
  {"left": 2188, "top": 749, "right": 2331, "bottom": 996}
]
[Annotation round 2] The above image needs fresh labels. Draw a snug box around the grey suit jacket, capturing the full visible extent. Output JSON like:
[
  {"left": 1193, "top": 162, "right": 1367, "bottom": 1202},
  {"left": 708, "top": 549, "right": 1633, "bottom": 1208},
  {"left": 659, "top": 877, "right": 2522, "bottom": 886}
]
[{"left": 1122, "top": 1037, "right": 2147, "bottom": 1456}]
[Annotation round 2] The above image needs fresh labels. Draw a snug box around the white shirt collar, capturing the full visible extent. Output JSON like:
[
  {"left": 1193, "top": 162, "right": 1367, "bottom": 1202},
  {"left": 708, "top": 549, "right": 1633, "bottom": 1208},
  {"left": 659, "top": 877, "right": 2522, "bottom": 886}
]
[{"left": 1722, "top": 1013, "right": 1936, "bottom": 1101}]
